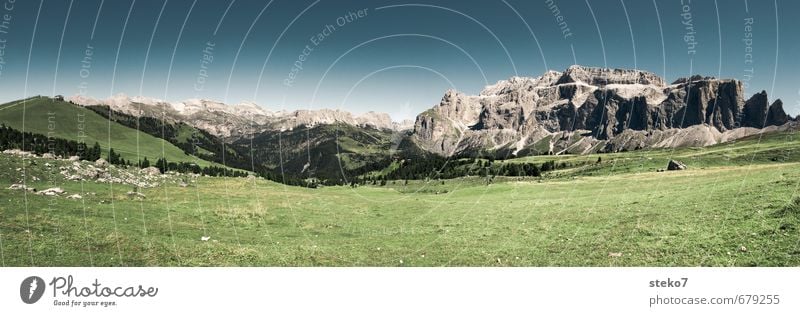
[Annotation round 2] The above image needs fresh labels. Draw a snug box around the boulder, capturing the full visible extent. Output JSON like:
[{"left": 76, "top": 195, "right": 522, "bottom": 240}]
[
  {"left": 81, "top": 169, "right": 100, "bottom": 179},
  {"left": 2, "top": 149, "right": 34, "bottom": 157},
  {"left": 94, "top": 158, "right": 109, "bottom": 168},
  {"left": 8, "top": 184, "right": 34, "bottom": 191},
  {"left": 140, "top": 166, "right": 161, "bottom": 176},
  {"left": 68, "top": 156, "right": 81, "bottom": 161},
  {"left": 126, "top": 191, "right": 146, "bottom": 199},
  {"left": 41, "top": 153, "right": 56, "bottom": 159},
  {"left": 37, "top": 187, "right": 65, "bottom": 196},
  {"left": 667, "top": 160, "right": 687, "bottom": 171},
  {"left": 66, "top": 194, "right": 82, "bottom": 199}
]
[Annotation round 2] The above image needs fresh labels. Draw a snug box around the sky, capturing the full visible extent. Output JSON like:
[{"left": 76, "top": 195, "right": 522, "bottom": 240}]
[{"left": 0, "top": 0, "right": 798, "bottom": 121}]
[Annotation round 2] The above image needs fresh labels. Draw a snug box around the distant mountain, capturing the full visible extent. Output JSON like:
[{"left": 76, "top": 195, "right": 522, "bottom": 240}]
[
  {"left": 411, "top": 65, "right": 794, "bottom": 157},
  {"left": 66, "top": 95, "right": 412, "bottom": 185},
  {"left": 5, "top": 64, "right": 792, "bottom": 185},
  {"left": 234, "top": 123, "right": 410, "bottom": 185},
  {"left": 69, "top": 94, "right": 413, "bottom": 138},
  {"left": 73, "top": 63, "right": 794, "bottom": 161}
]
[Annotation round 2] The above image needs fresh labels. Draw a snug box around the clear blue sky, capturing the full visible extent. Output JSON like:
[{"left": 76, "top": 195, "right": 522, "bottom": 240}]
[{"left": 0, "top": 0, "right": 797, "bottom": 120}]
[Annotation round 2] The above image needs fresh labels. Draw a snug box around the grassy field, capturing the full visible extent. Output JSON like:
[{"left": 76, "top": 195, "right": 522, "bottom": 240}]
[
  {"left": 507, "top": 129, "right": 800, "bottom": 176},
  {"left": 0, "top": 131, "right": 798, "bottom": 266},
  {"left": 0, "top": 96, "right": 216, "bottom": 166}
]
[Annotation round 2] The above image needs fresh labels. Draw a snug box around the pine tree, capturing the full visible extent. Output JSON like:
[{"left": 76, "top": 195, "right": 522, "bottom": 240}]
[
  {"left": 91, "top": 142, "right": 101, "bottom": 160},
  {"left": 107, "top": 148, "right": 123, "bottom": 165},
  {"left": 155, "top": 157, "right": 167, "bottom": 173}
]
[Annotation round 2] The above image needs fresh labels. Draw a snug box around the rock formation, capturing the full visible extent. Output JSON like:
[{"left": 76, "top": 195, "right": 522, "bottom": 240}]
[
  {"left": 412, "top": 65, "right": 793, "bottom": 156},
  {"left": 667, "top": 160, "right": 687, "bottom": 171}
]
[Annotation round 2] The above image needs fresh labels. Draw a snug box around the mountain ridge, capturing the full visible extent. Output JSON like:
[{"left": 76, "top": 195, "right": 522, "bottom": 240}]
[
  {"left": 68, "top": 93, "right": 414, "bottom": 138},
  {"left": 50, "top": 64, "right": 798, "bottom": 162},
  {"left": 2, "top": 63, "right": 798, "bottom": 185},
  {"left": 411, "top": 65, "right": 794, "bottom": 157}
]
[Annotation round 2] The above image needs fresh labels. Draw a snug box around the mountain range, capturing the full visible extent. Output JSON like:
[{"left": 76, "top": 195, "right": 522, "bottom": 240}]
[
  {"left": 69, "top": 93, "right": 414, "bottom": 138},
  {"left": 70, "top": 65, "right": 794, "bottom": 159},
  {"left": 10, "top": 64, "right": 790, "bottom": 183},
  {"left": 411, "top": 65, "right": 793, "bottom": 157}
]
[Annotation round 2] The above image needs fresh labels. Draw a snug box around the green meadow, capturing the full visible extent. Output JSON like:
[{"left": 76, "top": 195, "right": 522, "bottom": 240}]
[
  {"left": 0, "top": 96, "right": 215, "bottom": 166},
  {"left": 0, "top": 130, "right": 798, "bottom": 266}
]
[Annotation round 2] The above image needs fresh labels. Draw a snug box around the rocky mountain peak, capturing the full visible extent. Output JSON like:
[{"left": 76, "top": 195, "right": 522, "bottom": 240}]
[
  {"left": 176, "top": 98, "right": 269, "bottom": 117},
  {"left": 556, "top": 65, "right": 666, "bottom": 86},
  {"left": 68, "top": 94, "right": 410, "bottom": 138},
  {"left": 412, "top": 65, "right": 792, "bottom": 157},
  {"left": 479, "top": 71, "right": 562, "bottom": 96},
  {"left": 671, "top": 75, "right": 717, "bottom": 85}
]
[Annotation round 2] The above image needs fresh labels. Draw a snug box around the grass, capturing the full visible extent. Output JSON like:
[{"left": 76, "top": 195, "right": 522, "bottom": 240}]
[
  {"left": 0, "top": 131, "right": 798, "bottom": 266},
  {"left": 508, "top": 130, "right": 799, "bottom": 177},
  {"left": 0, "top": 96, "right": 217, "bottom": 166},
  {"left": 774, "top": 196, "right": 800, "bottom": 218}
]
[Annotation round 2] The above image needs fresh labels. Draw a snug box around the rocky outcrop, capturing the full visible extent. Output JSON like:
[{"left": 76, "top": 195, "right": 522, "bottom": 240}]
[
  {"left": 412, "top": 65, "right": 793, "bottom": 156},
  {"left": 140, "top": 166, "right": 161, "bottom": 176},
  {"left": 411, "top": 90, "right": 483, "bottom": 155},
  {"left": 767, "top": 100, "right": 789, "bottom": 126},
  {"left": 94, "top": 158, "right": 109, "bottom": 168},
  {"left": 742, "top": 91, "right": 769, "bottom": 128},
  {"left": 37, "top": 187, "right": 65, "bottom": 196},
  {"left": 556, "top": 65, "right": 666, "bottom": 86},
  {"left": 2, "top": 149, "right": 35, "bottom": 157},
  {"left": 8, "top": 184, "right": 34, "bottom": 191},
  {"left": 667, "top": 160, "right": 687, "bottom": 171}
]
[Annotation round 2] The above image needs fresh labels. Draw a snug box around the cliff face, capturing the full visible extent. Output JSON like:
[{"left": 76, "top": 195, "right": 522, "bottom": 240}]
[{"left": 412, "top": 65, "right": 792, "bottom": 156}]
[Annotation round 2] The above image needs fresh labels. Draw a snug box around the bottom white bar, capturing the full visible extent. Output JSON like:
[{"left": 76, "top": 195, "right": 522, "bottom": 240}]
[{"left": 0, "top": 268, "right": 797, "bottom": 315}]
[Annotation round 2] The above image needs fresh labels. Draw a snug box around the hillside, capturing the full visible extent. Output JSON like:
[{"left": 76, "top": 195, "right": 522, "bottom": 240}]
[
  {"left": 237, "top": 123, "right": 406, "bottom": 185},
  {"left": 47, "top": 65, "right": 797, "bottom": 182},
  {"left": 0, "top": 96, "right": 218, "bottom": 166},
  {"left": 0, "top": 129, "right": 797, "bottom": 266},
  {"left": 84, "top": 105, "right": 252, "bottom": 169},
  {"left": 0, "top": 96, "right": 415, "bottom": 185},
  {"left": 2, "top": 66, "right": 791, "bottom": 187}
]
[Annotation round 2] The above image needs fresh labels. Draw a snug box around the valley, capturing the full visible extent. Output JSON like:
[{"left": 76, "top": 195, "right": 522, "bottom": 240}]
[
  {"left": 0, "top": 130, "right": 797, "bottom": 266},
  {"left": 0, "top": 65, "right": 798, "bottom": 266}
]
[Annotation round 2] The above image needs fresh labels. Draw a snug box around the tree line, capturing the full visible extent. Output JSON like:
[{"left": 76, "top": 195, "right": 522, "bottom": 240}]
[
  {"left": 0, "top": 124, "right": 247, "bottom": 178},
  {"left": 87, "top": 105, "right": 255, "bottom": 171},
  {"left": 0, "top": 124, "right": 101, "bottom": 160},
  {"left": 382, "top": 156, "right": 546, "bottom": 181}
]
